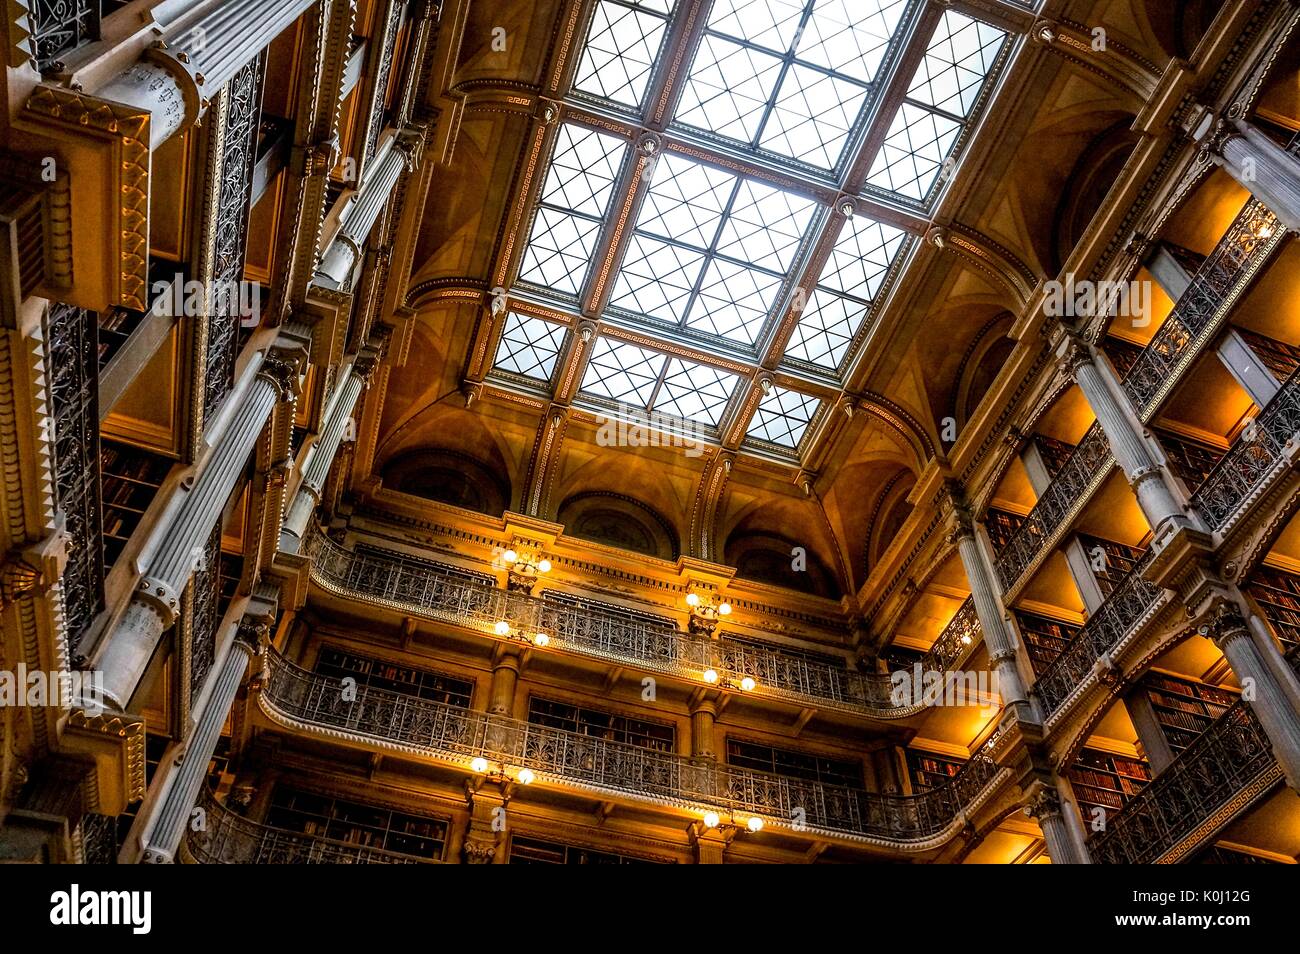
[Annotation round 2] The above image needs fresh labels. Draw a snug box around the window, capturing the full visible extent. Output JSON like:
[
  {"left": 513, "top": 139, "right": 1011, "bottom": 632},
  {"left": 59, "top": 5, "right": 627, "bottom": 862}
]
[
  {"left": 527, "top": 697, "right": 676, "bottom": 752},
  {"left": 726, "top": 738, "right": 863, "bottom": 789},
  {"left": 314, "top": 647, "right": 475, "bottom": 709},
  {"left": 267, "top": 787, "right": 449, "bottom": 860}
]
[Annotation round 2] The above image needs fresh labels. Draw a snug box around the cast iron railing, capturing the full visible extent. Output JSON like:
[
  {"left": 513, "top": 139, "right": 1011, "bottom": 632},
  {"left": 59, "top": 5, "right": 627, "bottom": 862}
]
[
  {"left": 1031, "top": 551, "right": 1165, "bottom": 717},
  {"left": 1191, "top": 368, "right": 1300, "bottom": 531},
  {"left": 995, "top": 197, "right": 1284, "bottom": 593},
  {"left": 185, "top": 789, "right": 435, "bottom": 864},
  {"left": 308, "top": 529, "right": 981, "bottom": 717},
  {"left": 258, "top": 651, "right": 1007, "bottom": 843}
]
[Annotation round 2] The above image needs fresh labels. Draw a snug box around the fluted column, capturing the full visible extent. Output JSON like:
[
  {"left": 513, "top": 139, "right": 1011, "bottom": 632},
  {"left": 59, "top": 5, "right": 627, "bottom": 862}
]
[
  {"left": 1024, "top": 782, "right": 1092, "bottom": 864},
  {"left": 1057, "top": 331, "right": 1197, "bottom": 542},
  {"left": 314, "top": 132, "right": 416, "bottom": 289},
  {"left": 488, "top": 649, "right": 521, "bottom": 717},
  {"left": 92, "top": 347, "right": 302, "bottom": 710},
  {"left": 944, "top": 490, "right": 1029, "bottom": 710},
  {"left": 139, "top": 623, "right": 261, "bottom": 863},
  {"left": 1201, "top": 117, "right": 1300, "bottom": 233},
  {"left": 1208, "top": 600, "right": 1300, "bottom": 791},
  {"left": 279, "top": 350, "right": 375, "bottom": 553},
  {"left": 689, "top": 695, "right": 717, "bottom": 760}
]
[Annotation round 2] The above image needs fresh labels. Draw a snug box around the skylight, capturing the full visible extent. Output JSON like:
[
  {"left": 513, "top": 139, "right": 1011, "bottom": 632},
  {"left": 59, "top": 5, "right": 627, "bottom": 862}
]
[
  {"left": 746, "top": 386, "right": 821, "bottom": 448},
  {"left": 517, "top": 122, "right": 629, "bottom": 298},
  {"left": 492, "top": 312, "right": 569, "bottom": 383},
  {"left": 578, "top": 336, "right": 740, "bottom": 429},
  {"left": 571, "top": 0, "right": 676, "bottom": 108},
  {"left": 673, "top": 0, "right": 909, "bottom": 171},
  {"left": 607, "top": 152, "right": 818, "bottom": 346}
]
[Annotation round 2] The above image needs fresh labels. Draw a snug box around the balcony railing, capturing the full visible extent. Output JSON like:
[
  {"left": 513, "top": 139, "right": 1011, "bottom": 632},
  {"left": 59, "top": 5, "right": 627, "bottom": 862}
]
[
  {"left": 258, "top": 652, "right": 1009, "bottom": 845},
  {"left": 1087, "top": 692, "right": 1281, "bottom": 864},
  {"left": 308, "top": 530, "right": 981, "bottom": 718},
  {"left": 1031, "top": 551, "right": 1166, "bottom": 717},
  {"left": 185, "top": 789, "right": 435, "bottom": 864},
  {"left": 995, "top": 197, "right": 1284, "bottom": 594},
  {"left": 1191, "top": 368, "right": 1300, "bottom": 532}
]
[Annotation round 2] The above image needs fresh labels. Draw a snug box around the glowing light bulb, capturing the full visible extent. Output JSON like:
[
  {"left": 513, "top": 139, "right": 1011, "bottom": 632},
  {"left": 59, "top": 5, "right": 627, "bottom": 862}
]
[
  {"left": 747, "top": 817, "right": 764, "bottom": 833},
  {"left": 537, "top": 559, "right": 551, "bottom": 573},
  {"left": 702, "top": 669, "right": 719, "bottom": 684},
  {"left": 471, "top": 757, "right": 489, "bottom": 774},
  {"left": 960, "top": 634, "right": 972, "bottom": 646},
  {"left": 686, "top": 593, "right": 701, "bottom": 607},
  {"left": 702, "top": 811, "right": 720, "bottom": 829},
  {"left": 534, "top": 633, "right": 550, "bottom": 647},
  {"left": 494, "top": 621, "right": 511, "bottom": 636},
  {"left": 718, "top": 602, "right": 732, "bottom": 616},
  {"left": 502, "top": 549, "right": 518, "bottom": 564},
  {"left": 740, "top": 676, "right": 756, "bottom": 692},
  {"left": 517, "top": 768, "right": 535, "bottom": 785}
]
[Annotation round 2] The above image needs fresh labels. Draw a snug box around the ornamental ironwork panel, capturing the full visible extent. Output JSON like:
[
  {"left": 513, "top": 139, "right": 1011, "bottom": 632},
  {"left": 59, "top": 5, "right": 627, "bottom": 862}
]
[
  {"left": 46, "top": 301, "right": 103, "bottom": 658},
  {"left": 186, "top": 790, "right": 432, "bottom": 864},
  {"left": 362, "top": 1, "right": 404, "bottom": 168},
  {"left": 79, "top": 812, "right": 119, "bottom": 864},
  {"left": 1191, "top": 369, "right": 1300, "bottom": 531},
  {"left": 1030, "top": 550, "right": 1164, "bottom": 716},
  {"left": 1087, "top": 698, "right": 1275, "bottom": 864},
  {"left": 188, "top": 523, "right": 222, "bottom": 707},
  {"left": 203, "top": 54, "right": 266, "bottom": 423},
  {"left": 261, "top": 651, "right": 1005, "bottom": 840},
  {"left": 307, "top": 530, "right": 911, "bottom": 713},
  {"left": 30, "top": 0, "right": 99, "bottom": 72},
  {"left": 994, "top": 423, "right": 1112, "bottom": 591}
]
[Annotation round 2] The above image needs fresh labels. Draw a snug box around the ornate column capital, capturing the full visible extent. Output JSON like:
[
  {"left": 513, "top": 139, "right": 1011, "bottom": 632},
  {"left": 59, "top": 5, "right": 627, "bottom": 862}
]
[
  {"left": 258, "top": 346, "right": 308, "bottom": 402},
  {"left": 1206, "top": 598, "right": 1250, "bottom": 648},
  {"left": 939, "top": 479, "right": 974, "bottom": 545},
  {"left": 1022, "top": 782, "right": 1062, "bottom": 821},
  {"left": 1054, "top": 328, "right": 1094, "bottom": 378}
]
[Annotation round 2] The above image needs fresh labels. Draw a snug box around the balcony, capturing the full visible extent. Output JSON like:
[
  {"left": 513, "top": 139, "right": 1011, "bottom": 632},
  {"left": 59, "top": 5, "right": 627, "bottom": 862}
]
[
  {"left": 995, "top": 197, "right": 1284, "bottom": 595},
  {"left": 256, "top": 652, "right": 1009, "bottom": 847},
  {"left": 185, "top": 789, "right": 437, "bottom": 864},
  {"left": 308, "top": 530, "right": 982, "bottom": 719},
  {"left": 1031, "top": 551, "right": 1168, "bottom": 718}
]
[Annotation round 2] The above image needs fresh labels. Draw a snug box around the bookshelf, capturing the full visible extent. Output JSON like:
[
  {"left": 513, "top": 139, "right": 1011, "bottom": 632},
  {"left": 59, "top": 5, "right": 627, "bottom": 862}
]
[
  {"left": 96, "top": 308, "right": 149, "bottom": 368},
  {"left": 1076, "top": 534, "right": 1144, "bottom": 598},
  {"left": 1014, "top": 610, "right": 1081, "bottom": 674},
  {"left": 509, "top": 835, "right": 661, "bottom": 864},
  {"left": 1237, "top": 327, "right": 1300, "bottom": 383},
  {"left": 726, "top": 739, "right": 864, "bottom": 790},
  {"left": 1139, "top": 672, "right": 1237, "bottom": 754},
  {"left": 905, "top": 749, "right": 966, "bottom": 793},
  {"left": 100, "top": 441, "right": 173, "bottom": 571},
  {"left": 313, "top": 646, "right": 474, "bottom": 708},
  {"left": 528, "top": 697, "right": 675, "bottom": 752},
  {"left": 1102, "top": 336, "right": 1143, "bottom": 379},
  {"left": 984, "top": 507, "right": 1026, "bottom": 554},
  {"left": 266, "top": 787, "right": 449, "bottom": 860},
  {"left": 1152, "top": 427, "right": 1223, "bottom": 491},
  {"left": 1032, "top": 434, "right": 1075, "bottom": 478},
  {"left": 1066, "top": 747, "right": 1151, "bottom": 818},
  {"left": 1245, "top": 566, "right": 1300, "bottom": 653}
]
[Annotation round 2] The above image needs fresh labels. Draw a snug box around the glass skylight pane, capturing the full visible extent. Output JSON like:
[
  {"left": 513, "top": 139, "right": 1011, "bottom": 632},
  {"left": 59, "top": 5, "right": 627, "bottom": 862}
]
[
  {"left": 796, "top": 0, "right": 908, "bottom": 84},
  {"left": 746, "top": 387, "right": 820, "bottom": 448},
  {"left": 759, "top": 63, "right": 869, "bottom": 169},
  {"left": 539, "top": 124, "right": 626, "bottom": 216},
  {"left": 572, "top": 0, "right": 670, "bottom": 107},
  {"left": 784, "top": 289, "right": 864, "bottom": 368},
  {"left": 865, "top": 102, "right": 961, "bottom": 200},
  {"left": 909, "top": 11, "right": 1005, "bottom": 118},
  {"left": 674, "top": 34, "right": 784, "bottom": 142},
  {"left": 610, "top": 235, "right": 708, "bottom": 322},
  {"left": 686, "top": 259, "right": 783, "bottom": 344},
  {"left": 516, "top": 208, "right": 603, "bottom": 295},
  {"left": 715, "top": 179, "right": 816, "bottom": 273},
  {"left": 654, "top": 359, "right": 738, "bottom": 426},
  {"left": 706, "top": 0, "right": 805, "bottom": 53},
  {"left": 492, "top": 313, "right": 568, "bottom": 381},
  {"left": 636, "top": 153, "right": 736, "bottom": 247},
  {"left": 818, "top": 216, "right": 906, "bottom": 299},
  {"left": 580, "top": 337, "right": 667, "bottom": 405}
]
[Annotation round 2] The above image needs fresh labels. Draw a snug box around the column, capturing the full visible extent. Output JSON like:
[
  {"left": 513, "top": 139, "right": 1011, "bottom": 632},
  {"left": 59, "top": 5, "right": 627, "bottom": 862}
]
[
  {"left": 279, "top": 347, "right": 377, "bottom": 553},
  {"left": 689, "top": 695, "right": 717, "bottom": 761},
  {"left": 1023, "top": 782, "right": 1092, "bottom": 864},
  {"left": 944, "top": 489, "right": 1029, "bottom": 711},
  {"left": 1201, "top": 117, "right": 1300, "bottom": 233},
  {"left": 1122, "top": 688, "right": 1177, "bottom": 774},
  {"left": 314, "top": 133, "right": 416, "bottom": 290},
  {"left": 1057, "top": 331, "right": 1199, "bottom": 542},
  {"left": 488, "top": 649, "right": 522, "bottom": 717},
  {"left": 689, "top": 822, "right": 731, "bottom": 864},
  {"left": 139, "top": 621, "right": 261, "bottom": 863},
  {"left": 1062, "top": 537, "right": 1108, "bottom": 613},
  {"left": 1217, "top": 328, "right": 1281, "bottom": 407},
  {"left": 1145, "top": 243, "right": 1195, "bottom": 301},
  {"left": 1208, "top": 599, "right": 1300, "bottom": 790},
  {"left": 90, "top": 345, "right": 302, "bottom": 710}
]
